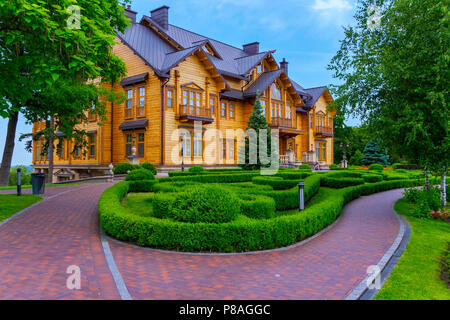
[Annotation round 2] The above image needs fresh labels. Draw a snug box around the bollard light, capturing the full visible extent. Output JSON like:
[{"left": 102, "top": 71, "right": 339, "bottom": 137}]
[
  {"left": 17, "top": 167, "right": 22, "bottom": 197},
  {"left": 298, "top": 182, "right": 305, "bottom": 211}
]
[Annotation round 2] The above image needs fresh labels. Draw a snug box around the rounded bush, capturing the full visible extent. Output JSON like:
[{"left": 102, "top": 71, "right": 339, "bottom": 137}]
[
  {"left": 125, "top": 169, "right": 155, "bottom": 181},
  {"left": 369, "top": 163, "right": 385, "bottom": 171},
  {"left": 142, "top": 162, "right": 158, "bottom": 175},
  {"left": 188, "top": 166, "right": 205, "bottom": 173},
  {"left": 329, "top": 164, "right": 339, "bottom": 170},
  {"left": 169, "top": 186, "right": 240, "bottom": 224},
  {"left": 299, "top": 164, "right": 312, "bottom": 172},
  {"left": 113, "top": 163, "right": 140, "bottom": 174}
]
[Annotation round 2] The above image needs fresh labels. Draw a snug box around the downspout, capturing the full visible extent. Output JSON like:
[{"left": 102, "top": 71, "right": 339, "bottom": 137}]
[
  {"left": 160, "top": 77, "right": 170, "bottom": 166},
  {"left": 110, "top": 101, "right": 114, "bottom": 165}
]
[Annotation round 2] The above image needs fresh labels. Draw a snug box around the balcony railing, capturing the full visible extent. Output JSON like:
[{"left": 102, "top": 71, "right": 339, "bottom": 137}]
[
  {"left": 179, "top": 105, "right": 213, "bottom": 122},
  {"left": 315, "top": 126, "right": 333, "bottom": 136},
  {"left": 270, "top": 117, "right": 294, "bottom": 128}
]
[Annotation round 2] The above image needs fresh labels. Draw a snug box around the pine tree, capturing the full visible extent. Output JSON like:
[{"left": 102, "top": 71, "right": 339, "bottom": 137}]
[
  {"left": 239, "top": 92, "right": 275, "bottom": 170},
  {"left": 361, "top": 141, "right": 390, "bottom": 166}
]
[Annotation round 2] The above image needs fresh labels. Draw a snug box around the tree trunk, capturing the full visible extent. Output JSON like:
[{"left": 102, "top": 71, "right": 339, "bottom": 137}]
[
  {"left": 0, "top": 111, "right": 19, "bottom": 187},
  {"left": 442, "top": 166, "right": 447, "bottom": 207},
  {"left": 424, "top": 166, "right": 430, "bottom": 190},
  {"left": 47, "top": 117, "right": 54, "bottom": 184}
]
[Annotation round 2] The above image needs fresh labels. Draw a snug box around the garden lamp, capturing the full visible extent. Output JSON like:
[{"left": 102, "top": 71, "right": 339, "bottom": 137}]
[
  {"left": 298, "top": 182, "right": 305, "bottom": 211},
  {"left": 17, "top": 167, "right": 22, "bottom": 197}
]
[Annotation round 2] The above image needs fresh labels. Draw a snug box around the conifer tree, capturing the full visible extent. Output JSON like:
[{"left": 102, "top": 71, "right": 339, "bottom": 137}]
[
  {"left": 361, "top": 141, "right": 390, "bottom": 166},
  {"left": 239, "top": 92, "right": 276, "bottom": 170}
]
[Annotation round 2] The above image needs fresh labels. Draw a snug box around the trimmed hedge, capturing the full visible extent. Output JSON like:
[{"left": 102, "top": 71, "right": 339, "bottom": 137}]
[
  {"left": 128, "top": 180, "right": 159, "bottom": 193},
  {"left": 168, "top": 186, "right": 240, "bottom": 224},
  {"left": 252, "top": 176, "right": 300, "bottom": 190},
  {"left": 188, "top": 166, "right": 205, "bottom": 173},
  {"left": 99, "top": 178, "right": 419, "bottom": 252},
  {"left": 113, "top": 163, "right": 141, "bottom": 174},
  {"left": 238, "top": 194, "right": 276, "bottom": 219},
  {"left": 321, "top": 177, "right": 365, "bottom": 188},
  {"left": 362, "top": 174, "right": 384, "bottom": 183},
  {"left": 329, "top": 164, "right": 340, "bottom": 170},
  {"left": 142, "top": 162, "right": 158, "bottom": 175},
  {"left": 369, "top": 164, "right": 385, "bottom": 171},
  {"left": 159, "top": 172, "right": 260, "bottom": 184},
  {"left": 298, "top": 164, "right": 312, "bottom": 172},
  {"left": 125, "top": 169, "right": 155, "bottom": 181}
]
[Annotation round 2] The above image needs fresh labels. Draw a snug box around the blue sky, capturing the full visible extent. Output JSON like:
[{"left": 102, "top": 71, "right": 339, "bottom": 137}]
[{"left": 0, "top": 0, "right": 359, "bottom": 166}]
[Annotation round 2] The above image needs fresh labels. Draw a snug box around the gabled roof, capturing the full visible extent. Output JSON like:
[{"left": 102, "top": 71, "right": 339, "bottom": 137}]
[
  {"left": 302, "top": 86, "right": 332, "bottom": 108},
  {"left": 115, "top": 7, "right": 331, "bottom": 113},
  {"left": 120, "top": 72, "right": 149, "bottom": 86},
  {"left": 244, "top": 70, "right": 282, "bottom": 98}
]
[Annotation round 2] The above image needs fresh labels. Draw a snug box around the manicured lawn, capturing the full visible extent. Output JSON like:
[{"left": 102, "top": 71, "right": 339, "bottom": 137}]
[
  {"left": 122, "top": 193, "right": 155, "bottom": 218},
  {"left": 375, "top": 198, "right": 450, "bottom": 300},
  {"left": 0, "top": 194, "right": 43, "bottom": 223},
  {"left": 0, "top": 182, "right": 101, "bottom": 191}
]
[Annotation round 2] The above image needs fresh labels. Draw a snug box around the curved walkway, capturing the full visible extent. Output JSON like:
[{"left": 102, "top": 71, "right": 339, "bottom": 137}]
[{"left": 0, "top": 184, "right": 405, "bottom": 300}]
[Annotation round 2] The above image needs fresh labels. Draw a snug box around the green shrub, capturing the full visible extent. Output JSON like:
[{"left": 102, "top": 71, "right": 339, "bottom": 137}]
[
  {"left": 329, "top": 164, "right": 339, "bottom": 170},
  {"left": 99, "top": 178, "right": 417, "bottom": 252},
  {"left": 299, "top": 164, "right": 312, "bottom": 171},
  {"left": 362, "top": 174, "right": 383, "bottom": 183},
  {"left": 9, "top": 165, "right": 32, "bottom": 186},
  {"left": 152, "top": 193, "right": 176, "bottom": 219},
  {"left": 169, "top": 186, "right": 240, "bottom": 224},
  {"left": 252, "top": 176, "right": 300, "bottom": 190},
  {"left": 238, "top": 195, "right": 276, "bottom": 219},
  {"left": 369, "top": 163, "right": 385, "bottom": 171},
  {"left": 113, "top": 163, "right": 142, "bottom": 174},
  {"left": 326, "top": 171, "right": 363, "bottom": 178},
  {"left": 159, "top": 173, "right": 260, "bottom": 184},
  {"left": 188, "top": 166, "right": 205, "bottom": 173},
  {"left": 128, "top": 180, "right": 159, "bottom": 193},
  {"left": 142, "top": 162, "right": 158, "bottom": 175},
  {"left": 321, "top": 177, "right": 365, "bottom": 188},
  {"left": 404, "top": 187, "right": 442, "bottom": 218},
  {"left": 275, "top": 172, "right": 310, "bottom": 180},
  {"left": 125, "top": 169, "right": 155, "bottom": 181}
]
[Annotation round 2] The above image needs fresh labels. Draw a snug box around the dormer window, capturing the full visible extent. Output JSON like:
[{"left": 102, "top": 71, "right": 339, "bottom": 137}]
[{"left": 257, "top": 64, "right": 262, "bottom": 74}]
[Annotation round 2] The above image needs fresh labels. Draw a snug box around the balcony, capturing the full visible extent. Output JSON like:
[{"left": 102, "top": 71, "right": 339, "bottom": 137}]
[
  {"left": 269, "top": 117, "right": 294, "bottom": 129},
  {"left": 315, "top": 126, "right": 333, "bottom": 137},
  {"left": 179, "top": 105, "right": 214, "bottom": 124}
]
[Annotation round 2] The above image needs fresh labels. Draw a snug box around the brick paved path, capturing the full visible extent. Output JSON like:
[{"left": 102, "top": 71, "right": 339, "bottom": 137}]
[
  {"left": 0, "top": 184, "right": 404, "bottom": 300},
  {"left": 0, "top": 184, "right": 120, "bottom": 299}
]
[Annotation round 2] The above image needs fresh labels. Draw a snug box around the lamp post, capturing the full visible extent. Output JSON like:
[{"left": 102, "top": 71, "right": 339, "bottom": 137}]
[
  {"left": 181, "top": 135, "right": 185, "bottom": 172},
  {"left": 298, "top": 182, "right": 305, "bottom": 211},
  {"left": 17, "top": 167, "right": 22, "bottom": 197}
]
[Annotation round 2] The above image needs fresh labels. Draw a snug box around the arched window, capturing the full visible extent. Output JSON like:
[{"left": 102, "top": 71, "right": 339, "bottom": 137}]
[
  {"left": 271, "top": 83, "right": 282, "bottom": 100},
  {"left": 180, "top": 131, "right": 191, "bottom": 157}
]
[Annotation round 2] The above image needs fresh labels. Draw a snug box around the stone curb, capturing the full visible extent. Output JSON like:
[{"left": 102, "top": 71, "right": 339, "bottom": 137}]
[{"left": 345, "top": 196, "right": 411, "bottom": 300}]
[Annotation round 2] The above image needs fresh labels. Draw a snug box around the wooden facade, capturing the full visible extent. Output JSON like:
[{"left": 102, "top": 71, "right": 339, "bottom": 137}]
[{"left": 32, "top": 5, "right": 335, "bottom": 181}]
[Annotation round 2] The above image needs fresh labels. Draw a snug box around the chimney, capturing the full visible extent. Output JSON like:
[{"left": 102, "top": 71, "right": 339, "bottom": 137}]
[
  {"left": 123, "top": 4, "right": 137, "bottom": 24},
  {"left": 280, "top": 58, "right": 288, "bottom": 76},
  {"left": 243, "top": 42, "right": 260, "bottom": 55},
  {"left": 151, "top": 6, "right": 170, "bottom": 30}
]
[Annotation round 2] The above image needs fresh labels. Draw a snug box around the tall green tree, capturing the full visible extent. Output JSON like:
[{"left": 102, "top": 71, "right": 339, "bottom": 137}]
[
  {"left": 239, "top": 92, "right": 276, "bottom": 170},
  {"left": 329, "top": 0, "right": 449, "bottom": 192},
  {"left": 0, "top": 0, "right": 130, "bottom": 186}
]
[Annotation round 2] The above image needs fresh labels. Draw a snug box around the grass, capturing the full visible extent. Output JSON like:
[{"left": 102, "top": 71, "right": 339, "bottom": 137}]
[
  {"left": 0, "top": 182, "right": 101, "bottom": 191},
  {"left": 375, "top": 198, "right": 450, "bottom": 300},
  {"left": 0, "top": 194, "right": 43, "bottom": 223},
  {"left": 122, "top": 193, "right": 155, "bottom": 217}
]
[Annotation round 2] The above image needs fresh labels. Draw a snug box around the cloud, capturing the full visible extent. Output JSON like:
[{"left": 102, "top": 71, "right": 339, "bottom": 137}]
[{"left": 311, "top": 0, "right": 353, "bottom": 11}]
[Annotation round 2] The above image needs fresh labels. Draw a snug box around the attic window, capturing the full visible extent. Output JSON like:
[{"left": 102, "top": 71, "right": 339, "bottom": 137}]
[
  {"left": 203, "top": 44, "right": 215, "bottom": 57},
  {"left": 257, "top": 64, "right": 262, "bottom": 74}
]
